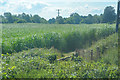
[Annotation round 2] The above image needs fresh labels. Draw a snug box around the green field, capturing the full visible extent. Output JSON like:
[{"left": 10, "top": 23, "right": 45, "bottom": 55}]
[
  {"left": 2, "top": 23, "right": 116, "bottom": 53},
  {"left": 1, "top": 23, "right": 119, "bottom": 78}
]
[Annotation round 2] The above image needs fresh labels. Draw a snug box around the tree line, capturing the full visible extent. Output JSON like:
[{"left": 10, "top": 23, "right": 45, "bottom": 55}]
[{"left": 0, "top": 6, "right": 117, "bottom": 24}]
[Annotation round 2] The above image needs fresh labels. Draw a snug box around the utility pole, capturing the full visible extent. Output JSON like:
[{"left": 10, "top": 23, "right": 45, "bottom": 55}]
[
  {"left": 116, "top": 0, "right": 120, "bottom": 32},
  {"left": 56, "top": 9, "right": 61, "bottom": 17}
]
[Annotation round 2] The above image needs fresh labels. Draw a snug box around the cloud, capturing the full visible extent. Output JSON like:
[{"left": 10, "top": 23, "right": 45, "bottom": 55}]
[
  {"left": 40, "top": 0, "right": 117, "bottom": 2},
  {"left": 0, "top": 0, "right": 117, "bottom": 20},
  {"left": 0, "top": 0, "right": 6, "bottom": 3},
  {"left": 39, "top": 3, "right": 105, "bottom": 20},
  {"left": 0, "top": 0, "right": 50, "bottom": 14}
]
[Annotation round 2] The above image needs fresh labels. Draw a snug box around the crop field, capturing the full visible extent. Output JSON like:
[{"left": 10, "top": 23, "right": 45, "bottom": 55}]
[
  {"left": 2, "top": 23, "right": 116, "bottom": 53},
  {"left": 1, "top": 23, "right": 119, "bottom": 78}
]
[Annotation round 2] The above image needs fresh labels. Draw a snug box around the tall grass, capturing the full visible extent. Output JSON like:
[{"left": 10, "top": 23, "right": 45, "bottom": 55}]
[
  {"left": 79, "top": 33, "right": 118, "bottom": 65},
  {"left": 2, "top": 23, "right": 116, "bottom": 54}
]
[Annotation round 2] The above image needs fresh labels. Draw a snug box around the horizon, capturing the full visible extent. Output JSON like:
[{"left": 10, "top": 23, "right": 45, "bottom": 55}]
[{"left": 0, "top": 0, "right": 118, "bottom": 20}]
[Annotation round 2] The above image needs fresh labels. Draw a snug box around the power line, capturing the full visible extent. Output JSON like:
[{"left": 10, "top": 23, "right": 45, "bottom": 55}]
[{"left": 56, "top": 9, "right": 61, "bottom": 17}]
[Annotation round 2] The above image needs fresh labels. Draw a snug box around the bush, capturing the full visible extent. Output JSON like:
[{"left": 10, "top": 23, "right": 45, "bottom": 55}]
[
  {"left": 47, "top": 54, "right": 57, "bottom": 63},
  {"left": 14, "top": 19, "right": 27, "bottom": 23}
]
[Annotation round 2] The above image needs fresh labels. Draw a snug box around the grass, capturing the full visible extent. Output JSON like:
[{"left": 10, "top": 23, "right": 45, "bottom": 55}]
[{"left": 69, "top": 33, "right": 118, "bottom": 65}]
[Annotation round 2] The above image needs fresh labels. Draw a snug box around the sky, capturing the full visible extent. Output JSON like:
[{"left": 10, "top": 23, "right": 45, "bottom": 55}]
[{"left": 0, "top": 0, "right": 118, "bottom": 20}]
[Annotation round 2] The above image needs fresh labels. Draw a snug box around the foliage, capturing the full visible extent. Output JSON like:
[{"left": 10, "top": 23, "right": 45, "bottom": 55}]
[
  {"left": 1, "top": 48, "right": 118, "bottom": 78},
  {"left": 14, "top": 19, "right": 27, "bottom": 23},
  {"left": 80, "top": 33, "right": 118, "bottom": 65},
  {"left": 56, "top": 16, "right": 64, "bottom": 24},
  {"left": 1, "top": 6, "right": 116, "bottom": 24},
  {"left": 48, "top": 18, "right": 55, "bottom": 24},
  {"left": 1, "top": 23, "right": 118, "bottom": 79},
  {"left": 103, "top": 6, "right": 116, "bottom": 23},
  {"left": 4, "top": 12, "right": 13, "bottom": 23},
  {"left": 2, "top": 24, "right": 116, "bottom": 54},
  {"left": 2, "top": 13, "right": 47, "bottom": 24}
]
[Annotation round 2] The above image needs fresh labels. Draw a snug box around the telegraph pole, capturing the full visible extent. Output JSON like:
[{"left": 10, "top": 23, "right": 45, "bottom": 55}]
[
  {"left": 56, "top": 9, "right": 61, "bottom": 16},
  {"left": 116, "top": 0, "right": 120, "bottom": 32}
]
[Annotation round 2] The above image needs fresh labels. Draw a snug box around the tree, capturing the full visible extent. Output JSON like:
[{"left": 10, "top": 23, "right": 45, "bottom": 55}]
[
  {"left": 64, "top": 17, "right": 73, "bottom": 24},
  {"left": 56, "top": 16, "right": 64, "bottom": 24},
  {"left": 40, "top": 18, "right": 48, "bottom": 24},
  {"left": 85, "top": 14, "right": 94, "bottom": 24},
  {"left": 70, "top": 13, "right": 81, "bottom": 24},
  {"left": 4, "top": 12, "right": 13, "bottom": 23},
  {"left": 48, "top": 18, "right": 55, "bottom": 24},
  {"left": 93, "top": 14, "right": 102, "bottom": 23},
  {"left": 15, "top": 19, "right": 27, "bottom": 23},
  {"left": 103, "top": 6, "right": 116, "bottom": 23},
  {"left": 79, "top": 16, "right": 87, "bottom": 24},
  {"left": 21, "top": 13, "right": 31, "bottom": 22},
  {"left": 31, "top": 15, "right": 41, "bottom": 23},
  {"left": 64, "top": 13, "right": 81, "bottom": 24}
]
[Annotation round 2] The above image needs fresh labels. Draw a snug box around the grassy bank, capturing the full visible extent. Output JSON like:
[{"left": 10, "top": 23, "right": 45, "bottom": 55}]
[{"left": 2, "top": 47, "right": 118, "bottom": 78}]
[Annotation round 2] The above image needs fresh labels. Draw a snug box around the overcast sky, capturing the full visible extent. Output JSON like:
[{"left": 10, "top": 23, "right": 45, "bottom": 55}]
[{"left": 0, "top": 0, "right": 118, "bottom": 20}]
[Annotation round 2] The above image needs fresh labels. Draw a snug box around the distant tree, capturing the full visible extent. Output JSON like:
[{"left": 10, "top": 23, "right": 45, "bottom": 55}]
[
  {"left": 103, "top": 6, "right": 116, "bottom": 23},
  {"left": 56, "top": 16, "right": 64, "bottom": 24},
  {"left": 79, "top": 16, "right": 87, "bottom": 24},
  {"left": 85, "top": 14, "right": 94, "bottom": 24},
  {"left": 15, "top": 19, "right": 27, "bottom": 23},
  {"left": 64, "top": 17, "right": 73, "bottom": 24},
  {"left": 25, "top": 14, "right": 31, "bottom": 22},
  {"left": 1, "top": 6, "right": 116, "bottom": 24},
  {"left": 40, "top": 18, "right": 48, "bottom": 24},
  {"left": 0, "top": 15, "right": 3, "bottom": 23},
  {"left": 12, "top": 15, "right": 19, "bottom": 23},
  {"left": 21, "top": 13, "right": 31, "bottom": 22},
  {"left": 0, "top": 15, "right": 5, "bottom": 23},
  {"left": 48, "top": 18, "right": 55, "bottom": 24},
  {"left": 31, "top": 15, "right": 47, "bottom": 23},
  {"left": 4, "top": 12, "right": 13, "bottom": 23},
  {"left": 93, "top": 14, "right": 102, "bottom": 23},
  {"left": 70, "top": 13, "right": 81, "bottom": 24},
  {"left": 99, "top": 14, "right": 103, "bottom": 23},
  {"left": 31, "top": 15, "right": 41, "bottom": 23}
]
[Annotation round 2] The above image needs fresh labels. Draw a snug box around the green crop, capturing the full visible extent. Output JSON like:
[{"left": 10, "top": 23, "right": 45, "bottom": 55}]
[{"left": 2, "top": 23, "right": 116, "bottom": 54}]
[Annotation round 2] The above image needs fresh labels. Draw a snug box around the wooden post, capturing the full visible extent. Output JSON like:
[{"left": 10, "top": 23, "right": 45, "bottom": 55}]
[
  {"left": 91, "top": 49, "right": 93, "bottom": 60},
  {"left": 116, "top": 0, "right": 120, "bottom": 32},
  {"left": 59, "top": 61, "right": 60, "bottom": 65},
  {"left": 75, "top": 49, "right": 79, "bottom": 57},
  {"left": 97, "top": 47, "right": 100, "bottom": 59},
  {"left": 83, "top": 50, "right": 84, "bottom": 58}
]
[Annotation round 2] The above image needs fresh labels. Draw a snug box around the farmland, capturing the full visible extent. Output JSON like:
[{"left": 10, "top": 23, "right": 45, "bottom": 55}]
[
  {"left": 2, "top": 23, "right": 116, "bottom": 53},
  {"left": 1, "top": 23, "right": 119, "bottom": 78}
]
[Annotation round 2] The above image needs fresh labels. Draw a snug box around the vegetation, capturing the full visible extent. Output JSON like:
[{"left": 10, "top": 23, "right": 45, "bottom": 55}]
[
  {"left": 77, "top": 33, "right": 118, "bottom": 65},
  {"left": 2, "top": 45, "right": 118, "bottom": 78},
  {"left": 0, "top": 6, "right": 116, "bottom": 24},
  {"left": 103, "top": 6, "right": 116, "bottom": 23},
  {"left": 1, "top": 23, "right": 118, "bottom": 78},
  {"left": 2, "top": 24, "right": 116, "bottom": 54},
  {"left": 1, "top": 3, "right": 119, "bottom": 78}
]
